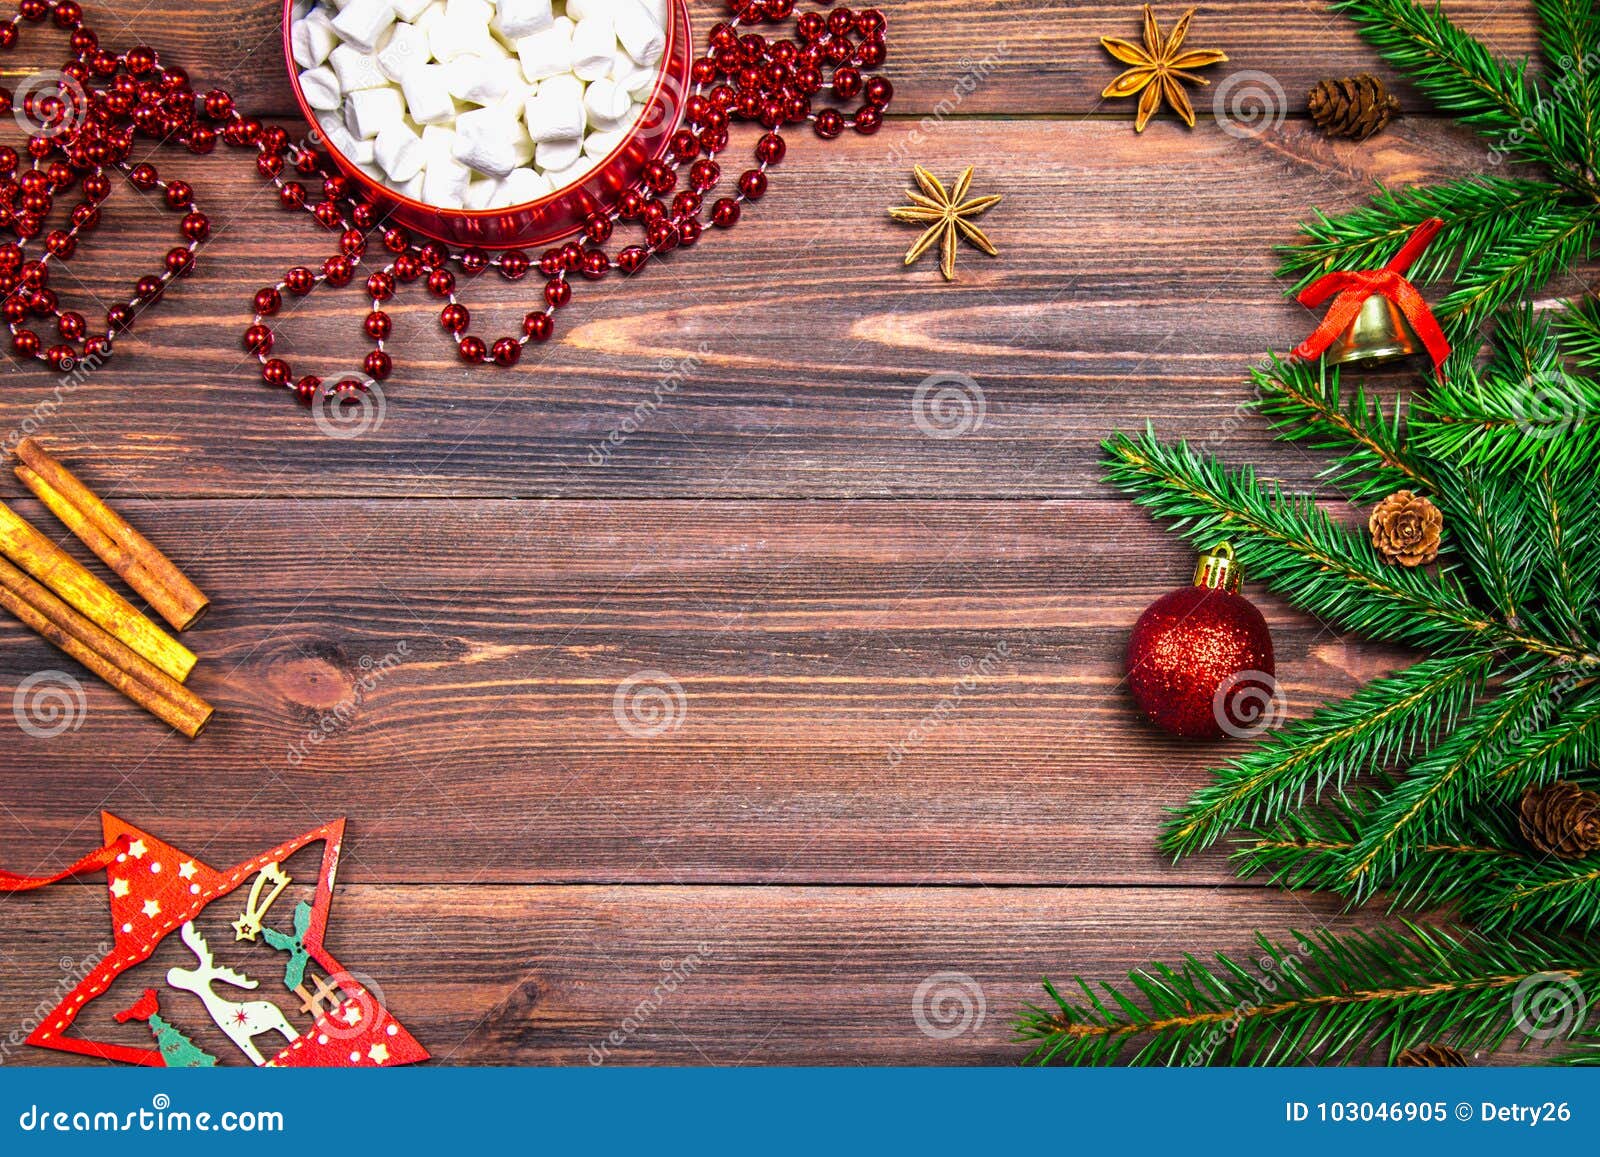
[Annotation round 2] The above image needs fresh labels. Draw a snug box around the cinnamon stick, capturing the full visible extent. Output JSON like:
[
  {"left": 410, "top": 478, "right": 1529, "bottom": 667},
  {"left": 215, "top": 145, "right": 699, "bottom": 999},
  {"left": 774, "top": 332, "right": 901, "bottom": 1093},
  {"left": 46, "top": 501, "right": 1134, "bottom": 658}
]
[
  {"left": 0, "top": 556, "right": 212, "bottom": 737},
  {"left": 14, "top": 438, "right": 210, "bottom": 630},
  {"left": 0, "top": 500, "right": 196, "bottom": 683}
]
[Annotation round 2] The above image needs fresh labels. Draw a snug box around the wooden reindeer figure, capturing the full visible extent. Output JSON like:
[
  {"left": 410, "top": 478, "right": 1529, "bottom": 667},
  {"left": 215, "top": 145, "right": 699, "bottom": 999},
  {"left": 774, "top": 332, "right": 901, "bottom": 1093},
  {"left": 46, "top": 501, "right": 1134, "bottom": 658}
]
[{"left": 166, "top": 921, "right": 298, "bottom": 1066}]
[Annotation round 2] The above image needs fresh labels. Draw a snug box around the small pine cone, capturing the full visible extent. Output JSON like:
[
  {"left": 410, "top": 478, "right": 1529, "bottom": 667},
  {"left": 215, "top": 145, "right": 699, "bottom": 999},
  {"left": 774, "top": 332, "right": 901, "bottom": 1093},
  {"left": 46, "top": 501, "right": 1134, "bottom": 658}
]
[
  {"left": 1396, "top": 1043, "right": 1470, "bottom": 1067},
  {"left": 1519, "top": 782, "right": 1600, "bottom": 860},
  {"left": 1308, "top": 74, "right": 1402, "bottom": 140},
  {"left": 1369, "top": 490, "right": 1442, "bottom": 567}
]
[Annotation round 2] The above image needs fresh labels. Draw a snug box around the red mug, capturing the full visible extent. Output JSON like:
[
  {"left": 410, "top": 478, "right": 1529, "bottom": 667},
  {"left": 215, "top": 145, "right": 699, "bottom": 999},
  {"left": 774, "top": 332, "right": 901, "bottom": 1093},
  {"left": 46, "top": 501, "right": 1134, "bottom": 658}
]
[{"left": 281, "top": 0, "right": 692, "bottom": 249}]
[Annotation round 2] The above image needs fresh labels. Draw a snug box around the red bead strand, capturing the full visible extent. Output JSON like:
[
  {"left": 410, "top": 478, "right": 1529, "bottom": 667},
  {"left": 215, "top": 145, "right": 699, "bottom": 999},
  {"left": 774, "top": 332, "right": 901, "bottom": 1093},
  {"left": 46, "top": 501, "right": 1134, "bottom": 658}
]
[{"left": 0, "top": 2, "right": 888, "bottom": 397}]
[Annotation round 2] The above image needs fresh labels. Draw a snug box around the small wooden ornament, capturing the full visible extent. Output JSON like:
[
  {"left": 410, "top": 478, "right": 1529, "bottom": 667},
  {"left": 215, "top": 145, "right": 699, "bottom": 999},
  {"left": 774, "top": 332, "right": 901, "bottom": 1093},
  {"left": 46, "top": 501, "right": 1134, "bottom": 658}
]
[
  {"left": 165, "top": 921, "right": 298, "bottom": 1066},
  {"left": 231, "top": 862, "right": 291, "bottom": 942},
  {"left": 263, "top": 901, "right": 315, "bottom": 990}
]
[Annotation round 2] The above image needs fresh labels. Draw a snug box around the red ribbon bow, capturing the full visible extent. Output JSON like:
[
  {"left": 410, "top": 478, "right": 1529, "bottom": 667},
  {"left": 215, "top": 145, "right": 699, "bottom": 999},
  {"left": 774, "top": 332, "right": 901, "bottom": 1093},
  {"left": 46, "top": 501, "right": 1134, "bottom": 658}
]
[{"left": 1293, "top": 217, "right": 1451, "bottom": 381}]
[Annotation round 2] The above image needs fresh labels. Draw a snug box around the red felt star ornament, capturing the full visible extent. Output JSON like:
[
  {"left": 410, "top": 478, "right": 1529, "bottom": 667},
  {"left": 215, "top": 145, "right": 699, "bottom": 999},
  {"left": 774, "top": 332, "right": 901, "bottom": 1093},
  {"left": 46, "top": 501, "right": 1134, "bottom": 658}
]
[{"left": 1, "top": 812, "right": 427, "bottom": 1068}]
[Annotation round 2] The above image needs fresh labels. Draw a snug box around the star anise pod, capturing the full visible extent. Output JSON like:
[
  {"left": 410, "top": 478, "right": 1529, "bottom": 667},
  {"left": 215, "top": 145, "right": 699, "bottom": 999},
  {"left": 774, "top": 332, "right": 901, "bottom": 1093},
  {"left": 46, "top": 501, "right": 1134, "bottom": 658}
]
[
  {"left": 1100, "top": 5, "right": 1228, "bottom": 132},
  {"left": 888, "top": 165, "right": 1002, "bottom": 281}
]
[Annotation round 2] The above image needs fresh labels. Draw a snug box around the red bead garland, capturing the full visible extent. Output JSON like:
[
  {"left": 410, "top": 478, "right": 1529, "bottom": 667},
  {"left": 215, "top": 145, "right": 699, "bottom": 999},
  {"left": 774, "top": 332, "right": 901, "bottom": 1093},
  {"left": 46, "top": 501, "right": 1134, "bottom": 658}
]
[{"left": 0, "top": 0, "right": 889, "bottom": 401}]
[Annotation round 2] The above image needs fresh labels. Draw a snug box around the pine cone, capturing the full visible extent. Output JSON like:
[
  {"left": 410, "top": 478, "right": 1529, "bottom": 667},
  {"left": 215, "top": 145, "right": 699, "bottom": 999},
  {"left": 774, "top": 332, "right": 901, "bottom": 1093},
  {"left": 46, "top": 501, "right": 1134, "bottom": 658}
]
[
  {"left": 1369, "top": 490, "right": 1442, "bottom": 566},
  {"left": 1395, "top": 1043, "right": 1469, "bottom": 1067},
  {"left": 1308, "top": 74, "right": 1402, "bottom": 140},
  {"left": 1519, "top": 782, "right": 1600, "bottom": 860}
]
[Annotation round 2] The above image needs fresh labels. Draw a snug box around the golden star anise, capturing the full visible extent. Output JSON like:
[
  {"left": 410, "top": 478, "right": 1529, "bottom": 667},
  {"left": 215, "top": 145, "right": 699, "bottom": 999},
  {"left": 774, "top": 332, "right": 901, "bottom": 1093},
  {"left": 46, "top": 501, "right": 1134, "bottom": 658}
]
[
  {"left": 887, "top": 165, "right": 1001, "bottom": 281},
  {"left": 1100, "top": 5, "right": 1228, "bottom": 132}
]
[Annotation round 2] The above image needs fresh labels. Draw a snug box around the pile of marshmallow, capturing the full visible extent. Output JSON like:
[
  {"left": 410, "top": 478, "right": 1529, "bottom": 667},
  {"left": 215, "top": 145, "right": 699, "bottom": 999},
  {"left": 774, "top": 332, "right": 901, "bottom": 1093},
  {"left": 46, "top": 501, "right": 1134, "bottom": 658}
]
[{"left": 290, "top": 0, "right": 669, "bottom": 210}]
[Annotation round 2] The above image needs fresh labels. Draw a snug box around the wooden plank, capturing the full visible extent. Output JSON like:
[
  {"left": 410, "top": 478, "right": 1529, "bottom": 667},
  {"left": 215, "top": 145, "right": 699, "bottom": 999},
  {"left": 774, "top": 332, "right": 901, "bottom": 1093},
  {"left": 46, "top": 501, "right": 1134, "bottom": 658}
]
[
  {"left": 0, "top": 884, "right": 1412, "bottom": 1065},
  {"left": 0, "top": 117, "right": 1520, "bottom": 498},
  {"left": 57, "top": 0, "right": 1539, "bottom": 117},
  {"left": 0, "top": 497, "right": 1409, "bottom": 885}
]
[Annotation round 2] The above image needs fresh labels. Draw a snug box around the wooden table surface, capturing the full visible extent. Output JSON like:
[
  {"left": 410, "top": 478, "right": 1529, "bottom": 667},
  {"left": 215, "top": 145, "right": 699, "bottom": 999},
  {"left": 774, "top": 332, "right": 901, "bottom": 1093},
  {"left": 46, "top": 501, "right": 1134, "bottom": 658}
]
[{"left": 0, "top": 0, "right": 1541, "bottom": 1065}]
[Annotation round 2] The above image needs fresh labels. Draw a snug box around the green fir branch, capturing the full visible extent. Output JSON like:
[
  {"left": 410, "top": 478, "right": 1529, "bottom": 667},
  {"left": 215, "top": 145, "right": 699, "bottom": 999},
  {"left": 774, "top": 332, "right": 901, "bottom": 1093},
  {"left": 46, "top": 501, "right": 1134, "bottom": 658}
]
[
  {"left": 1340, "top": 675, "right": 1563, "bottom": 892},
  {"left": 1278, "top": 179, "right": 1568, "bottom": 293},
  {"left": 1485, "top": 682, "right": 1600, "bottom": 798},
  {"left": 1332, "top": 0, "right": 1581, "bottom": 179},
  {"left": 1434, "top": 468, "right": 1538, "bottom": 619},
  {"left": 1554, "top": 296, "right": 1600, "bottom": 368},
  {"left": 1249, "top": 357, "right": 1431, "bottom": 500},
  {"left": 1529, "top": 465, "right": 1600, "bottom": 645},
  {"left": 1233, "top": 784, "right": 1523, "bottom": 917},
  {"left": 1161, "top": 651, "right": 1495, "bottom": 858},
  {"left": 1532, "top": 0, "right": 1600, "bottom": 178},
  {"left": 1102, "top": 429, "right": 1493, "bottom": 651},
  {"left": 1018, "top": 923, "right": 1600, "bottom": 1066},
  {"left": 1237, "top": 774, "right": 1600, "bottom": 937},
  {"left": 1434, "top": 206, "right": 1599, "bottom": 340}
]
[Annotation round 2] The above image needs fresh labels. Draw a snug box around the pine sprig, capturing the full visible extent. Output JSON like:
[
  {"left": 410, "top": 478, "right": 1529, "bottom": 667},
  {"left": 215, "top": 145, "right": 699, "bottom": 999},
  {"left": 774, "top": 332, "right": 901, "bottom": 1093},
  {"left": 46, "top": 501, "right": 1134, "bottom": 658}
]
[
  {"left": 1249, "top": 357, "right": 1430, "bottom": 500},
  {"left": 1332, "top": 0, "right": 1582, "bottom": 180},
  {"left": 1531, "top": 0, "right": 1600, "bottom": 177},
  {"left": 1103, "top": 428, "right": 1553, "bottom": 655},
  {"left": 1032, "top": 0, "right": 1600, "bottom": 1068},
  {"left": 1017, "top": 923, "right": 1600, "bottom": 1066},
  {"left": 1161, "top": 651, "right": 1495, "bottom": 857},
  {"left": 1280, "top": 0, "right": 1600, "bottom": 351},
  {"left": 1278, "top": 179, "right": 1569, "bottom": 293},
  {"left": 1235, "top": 776, "right": 1600, "bottom": 936},
  {"left": 1339, "top": 674, "right": 1562, "bottom": 890}
]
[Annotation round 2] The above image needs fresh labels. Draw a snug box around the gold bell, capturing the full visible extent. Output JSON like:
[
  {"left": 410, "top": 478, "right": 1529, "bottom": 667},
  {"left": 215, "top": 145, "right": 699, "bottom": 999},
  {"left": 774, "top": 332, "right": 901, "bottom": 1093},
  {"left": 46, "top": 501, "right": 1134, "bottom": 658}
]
[{"left": 1322, "top": 292, "right": 1423, "bottom": 369}]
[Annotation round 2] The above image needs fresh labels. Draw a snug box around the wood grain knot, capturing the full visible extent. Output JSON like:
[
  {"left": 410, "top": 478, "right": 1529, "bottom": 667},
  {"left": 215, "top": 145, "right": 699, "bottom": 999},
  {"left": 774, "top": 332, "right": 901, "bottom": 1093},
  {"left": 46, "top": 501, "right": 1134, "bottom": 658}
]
[{"left": 264, "top": 641, "right": 359, "bottom": 717}]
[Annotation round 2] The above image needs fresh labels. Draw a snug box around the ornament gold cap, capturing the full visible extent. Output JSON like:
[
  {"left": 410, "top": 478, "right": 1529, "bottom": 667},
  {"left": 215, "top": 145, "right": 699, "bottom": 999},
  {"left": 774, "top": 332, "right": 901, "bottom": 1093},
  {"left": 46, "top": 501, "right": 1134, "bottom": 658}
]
[{"left": 1193, "top": 541, "right": 1241, "bottom": 593}]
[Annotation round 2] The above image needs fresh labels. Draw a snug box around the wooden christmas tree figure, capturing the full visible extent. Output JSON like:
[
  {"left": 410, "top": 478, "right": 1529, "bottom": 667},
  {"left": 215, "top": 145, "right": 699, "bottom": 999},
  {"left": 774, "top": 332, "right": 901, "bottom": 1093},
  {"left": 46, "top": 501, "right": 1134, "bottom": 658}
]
[{"left": 114, "top": 988, "right": 217, "bottom": 1068}]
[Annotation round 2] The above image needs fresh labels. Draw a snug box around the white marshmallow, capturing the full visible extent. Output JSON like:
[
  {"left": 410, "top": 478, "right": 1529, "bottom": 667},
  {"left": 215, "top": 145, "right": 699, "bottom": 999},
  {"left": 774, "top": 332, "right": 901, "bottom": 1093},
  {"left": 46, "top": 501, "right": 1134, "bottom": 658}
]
[
  {"left": 492, "top": 0, "right": 552, "bottom": 40},
  {"left": 375, "top": 121, "right": 427, "bottom": 180},
  {"left": 299, "top": 65, "right": 342, "bottom": 110},
  {"left": 583, "top": 122, "right": 626, "bottom": 157},
  {"left": 393, "top": 170, "right": 426, "bottom": 199},
  {"left": 428, "top": 0, "right": 498, "bottom": 59},
  {"left": 534, "top": 135, "right": 582, "bottom": 172},
  {"left": 582, "top": 75, "right": 631, "bottom": 127},
  {"left": 331, "top": 0, "right": 396, "bottom": 53},
  {"left": 421, "top": 123, "right": 457, "bottom": 161},
  {"left": 495, "top": 81, "right": 536, "bottom": 114},
  {"left": 345, "top": 84, "right": 405, "bottom": 138},
  {"left": 611, "top": 57, "right": 658, "bottom": 98},
  {"left": 400, "top": 63, "right": 457, "bottom": 123},
  {"left": 329, "top": 42, "right": 388, "bottom": 91},
  {"left": 563, "top": 0, "right": 620, "bottom": 19},
  {"left": 391, "top": 0, "right": 430, "bottom": 18},
  {"left": 445, "top": 53, "right": 521, "bottom": 104},
  {"left": 421, "top": 156, "right": 471, "bottom": 207},
  {"left": 492, "top": 165, "right": 552, "bottom": 206},
  {"left": 377, "top": 21, "right": 431, "bottom": 82},
  {"left": 463, "top": 178, "right": 497, "bottom": 209},
  {"left": 570, "top": 15, "right": 615, "bottom": 81},
  {"left": 524, "top": 73, "right": 584, "bottom": 141},
  {"left": 515, "top": 17, "right": 573, "bottom": 82},
  {"left": 322, "top": 120, "right": 377, "bottom": 165},
  {"left": 613, "top": 0, "right": 663, "bottom": 67},
  {"left": 291, "top": 9, "right": 339, "bottom": 68},
  {"left": 328, "top": 0, "right": 359, "bottom": 10},
  {"left": 452, "top": 105, "right": 533, "bottom": 176}
]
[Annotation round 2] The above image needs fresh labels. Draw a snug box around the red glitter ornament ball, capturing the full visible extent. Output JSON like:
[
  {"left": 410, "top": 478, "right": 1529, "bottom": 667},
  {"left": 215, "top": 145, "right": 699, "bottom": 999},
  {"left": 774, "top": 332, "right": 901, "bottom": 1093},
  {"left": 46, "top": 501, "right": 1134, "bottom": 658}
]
[{"left": 1125, "top": 543, "right": 1275, "bottom": 740}]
